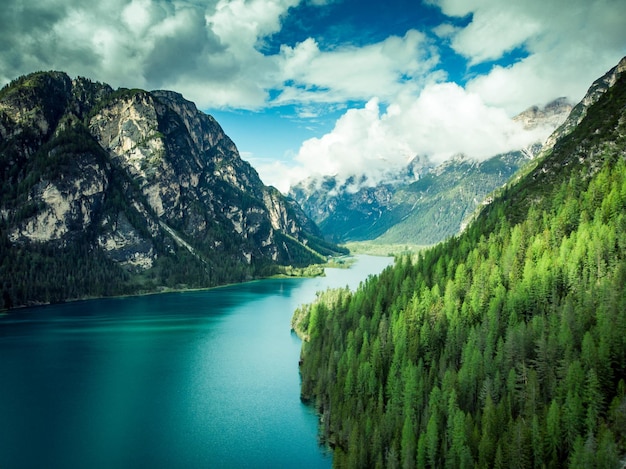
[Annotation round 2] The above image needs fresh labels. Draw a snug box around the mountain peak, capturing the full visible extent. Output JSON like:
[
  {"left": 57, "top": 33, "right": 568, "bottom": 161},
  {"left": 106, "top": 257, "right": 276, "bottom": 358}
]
[
  {"left": 513, "top": 97, "right": 572, "bottom": 131},
  {"left": 291, "top": 94, "right": 572, "bottom": 245},
  {"left": 0, "top": 71, "right": 342, "bottom": 307},
  {"left": 543, "top": 55, "right": 626, "bottom": 151}
]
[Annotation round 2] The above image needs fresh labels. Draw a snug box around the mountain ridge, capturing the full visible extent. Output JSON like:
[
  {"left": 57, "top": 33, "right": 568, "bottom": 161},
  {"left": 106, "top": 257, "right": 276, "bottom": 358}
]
[
  {"left": 0, "top": 71, "right": 343, "bottom": 308},
  {"left": 290, "top": 98, "right": 572, "bottom": 245}
]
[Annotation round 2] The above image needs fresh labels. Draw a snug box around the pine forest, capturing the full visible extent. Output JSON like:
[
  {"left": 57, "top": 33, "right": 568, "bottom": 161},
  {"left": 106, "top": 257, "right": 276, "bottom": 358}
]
[{"left": 293, "top": 70, "right": 626, "bottom": 468}]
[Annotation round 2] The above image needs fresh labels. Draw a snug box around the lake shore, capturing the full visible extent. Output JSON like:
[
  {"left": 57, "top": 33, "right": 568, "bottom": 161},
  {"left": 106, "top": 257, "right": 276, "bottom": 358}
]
[{"left": 0, "top": 255, "right": 362, "bottom": 314}]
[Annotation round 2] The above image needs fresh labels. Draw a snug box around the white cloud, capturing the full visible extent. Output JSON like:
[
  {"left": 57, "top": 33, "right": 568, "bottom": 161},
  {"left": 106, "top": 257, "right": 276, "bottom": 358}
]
[
  {"left": 429, "top": 0, "right": 626, "bottom": 113},
  {"left": 428, "top": 1, "right": 543, "bottom": 64},
  {"left": 465, "top": 51, "right": 595, "bottom": 115},
  {"left": 0, "top": 0, "right": 441, "bottom": 111},
  {"left": 275, "top": 30, "right": 440, "bottom": 104},
  {"left": 207, "top": 0, "right": 298, "bottom": 54},
  {"left": 121, "top": 0, "right": 153, "bottom": 34},
  {"left": 283, "top": 83, "right": 552, "bottom": 190},
  {"left": 2, "top": 0, "right": 625, "bottom": 195},
  {"left": 432, "top": 23, "right": 459, "bottom": 39},
  {"left": 242, "top": 157, "right": 304, "bottom": 193},
  {"left": 0, "top": 0, "right": 297, "bottom": 109},
  {"left": 274, "top": 0, "right": 626, "bottom": 191},
  {"left": 451, "top": 9, "right": 540, "bottom": 65}
]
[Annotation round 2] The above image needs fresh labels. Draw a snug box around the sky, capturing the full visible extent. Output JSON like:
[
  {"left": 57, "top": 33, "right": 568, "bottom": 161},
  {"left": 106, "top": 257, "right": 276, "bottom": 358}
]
[{"left": 1, "top": 0, "right": 625, "bottom": 192}]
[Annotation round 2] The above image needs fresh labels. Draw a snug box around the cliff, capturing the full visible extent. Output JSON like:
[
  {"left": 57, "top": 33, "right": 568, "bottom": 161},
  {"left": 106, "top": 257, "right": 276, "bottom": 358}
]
[{"left": 0, "top": 71, "right": 343, "bottom": 307}]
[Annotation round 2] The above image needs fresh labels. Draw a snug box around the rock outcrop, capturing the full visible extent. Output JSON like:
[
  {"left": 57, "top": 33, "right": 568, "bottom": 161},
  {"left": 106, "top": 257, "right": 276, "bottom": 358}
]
[
  {"left": 543, "top": 56, "right": 626, "bottom": 151},
  {"left": 513, "top": 97, "right": 572, "bottom": 132},
  {"left": 0, "top": 71, "right": 341, "bottom": 307}
]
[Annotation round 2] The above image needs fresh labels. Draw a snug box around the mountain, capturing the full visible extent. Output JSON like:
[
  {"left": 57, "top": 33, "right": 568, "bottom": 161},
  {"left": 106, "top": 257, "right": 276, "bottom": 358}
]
[
  {"left": 544, "top": 56, "right": 626, "bottom": 151},
  {"left": 293, "top": 57, "right": 626, "bottom": 467},
  {"left": 290, "top": 99, "right": 572, "bottom": 245},
  {"left": 0, "top": 71, "right": 343, "bottom": 308}
]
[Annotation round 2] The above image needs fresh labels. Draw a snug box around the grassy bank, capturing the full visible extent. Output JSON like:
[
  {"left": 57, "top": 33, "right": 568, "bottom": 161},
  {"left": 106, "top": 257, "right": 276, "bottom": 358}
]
[{"left": 344, "top": 241, "right": 429, "bottom": 257}]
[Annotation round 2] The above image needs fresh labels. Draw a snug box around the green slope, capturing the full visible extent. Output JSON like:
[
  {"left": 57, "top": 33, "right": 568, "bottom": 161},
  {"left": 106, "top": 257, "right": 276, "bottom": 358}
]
[
  {"left": 294, "top": 68, "right": 626, "bottom": 467},
  {"left": 378, "top": 151, "right": 529, "bottom": 245},
  {"left": 293, "top": 150, "right": 532, "bottom": 246}
]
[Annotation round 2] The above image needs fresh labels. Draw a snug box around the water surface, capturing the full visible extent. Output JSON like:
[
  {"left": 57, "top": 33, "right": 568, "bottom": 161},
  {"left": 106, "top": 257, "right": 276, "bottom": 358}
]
[{"left": 0, "top": 255, "right": 393, "bottom": 468}]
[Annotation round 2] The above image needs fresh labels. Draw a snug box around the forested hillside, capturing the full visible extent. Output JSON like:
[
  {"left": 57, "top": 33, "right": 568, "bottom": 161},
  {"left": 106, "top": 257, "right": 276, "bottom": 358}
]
[{"left": 293, "top": 64, "right": 626, "bottom": 467}]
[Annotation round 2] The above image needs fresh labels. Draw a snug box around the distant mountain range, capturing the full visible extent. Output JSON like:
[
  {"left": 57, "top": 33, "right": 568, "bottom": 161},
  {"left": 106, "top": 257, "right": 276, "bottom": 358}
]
[
  {"left": 290, "top": 99, "right": 573, "bottom": 245},
  {"left": 0, "top": 72, "right": 344, "bottom": 307}
]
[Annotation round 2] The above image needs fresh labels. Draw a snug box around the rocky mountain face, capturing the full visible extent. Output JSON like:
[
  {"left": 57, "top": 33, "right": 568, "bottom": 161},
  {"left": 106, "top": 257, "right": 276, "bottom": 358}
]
[
  {"left": 291, "top": 155, "right": 433, "bottom": 239},
  {"left": 499, "top": 55, "right": 626, "bottom": 224},
  {"left": 543, "top": 56, "right": 626, "bottom": 150},
  {"left": 0, "top": 71, "right": 341, "bottom": 307},
  {"left": 512, "top": 96, "right": 572, "bottom": 131},
  {"left": 290, "top": 99, "right": 572, "bottom": 245}
]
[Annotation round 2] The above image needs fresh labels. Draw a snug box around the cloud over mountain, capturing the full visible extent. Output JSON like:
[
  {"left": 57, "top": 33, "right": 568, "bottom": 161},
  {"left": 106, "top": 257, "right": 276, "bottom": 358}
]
[
  {"left": 432, "top": 0, "right": 626, "bottom": 113},
  {"left": 274, "top": 83, "right": 558, "bottom": 192},
  {"left": 1, "top": 0, "right": 624, "bottom": 191}
]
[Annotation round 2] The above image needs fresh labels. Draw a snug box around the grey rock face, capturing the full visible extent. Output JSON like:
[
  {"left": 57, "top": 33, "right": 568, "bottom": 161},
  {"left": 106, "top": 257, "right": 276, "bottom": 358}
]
[
  {"left": 0, "top": 71, "right": 335, "bottom": 304},
  {"left": 543, "top": 57, "right": 626, "bottom": 151}
]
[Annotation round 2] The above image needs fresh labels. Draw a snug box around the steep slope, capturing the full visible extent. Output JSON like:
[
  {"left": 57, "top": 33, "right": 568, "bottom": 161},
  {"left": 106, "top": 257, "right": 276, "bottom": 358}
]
[
  {"left": 376, "top": 150, "right": 536, "bottom": 245},
  {"left": 291, "top": 174, "right": 407, "bottom": 242},
  {"left": 543, "top": 56, "right": 626, "bottom": 151},
  {"left": 0, "top": 71, "right": 343, "bottom": 308},
  {"left": 290, "top": 100, "right": 571, "bottom": 245},
  {"left": 294, "top": 58, "right": 626, "bottom": 467}
]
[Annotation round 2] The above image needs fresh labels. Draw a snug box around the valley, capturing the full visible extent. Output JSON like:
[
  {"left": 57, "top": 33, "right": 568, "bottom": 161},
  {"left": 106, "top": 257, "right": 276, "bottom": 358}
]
[
  {"left": 2, "top": 1, "right": 626, "bottom": 468},
  {"left": 1, "top": 39, "right": 625, "bottom": 469}
]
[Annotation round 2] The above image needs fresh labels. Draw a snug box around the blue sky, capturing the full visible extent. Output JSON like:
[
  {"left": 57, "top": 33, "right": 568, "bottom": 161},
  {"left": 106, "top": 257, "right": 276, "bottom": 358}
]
[
  {"left": 210, "top": 0, "right": 463, "bottom": 164},
  {"left": 1, "top": 0, "right": 625, "bottom": 191}
]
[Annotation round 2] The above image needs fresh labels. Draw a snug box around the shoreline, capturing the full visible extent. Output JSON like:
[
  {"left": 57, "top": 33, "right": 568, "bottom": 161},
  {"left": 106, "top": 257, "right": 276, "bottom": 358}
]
[{"left": 0, "top": 256, "right": 363, "bottom": 314}]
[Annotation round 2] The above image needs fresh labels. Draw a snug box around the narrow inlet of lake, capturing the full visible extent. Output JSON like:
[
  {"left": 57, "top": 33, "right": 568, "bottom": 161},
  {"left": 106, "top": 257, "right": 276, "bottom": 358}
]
[{"left": 0, "top": 255, "right": 393, "bottom": 469}]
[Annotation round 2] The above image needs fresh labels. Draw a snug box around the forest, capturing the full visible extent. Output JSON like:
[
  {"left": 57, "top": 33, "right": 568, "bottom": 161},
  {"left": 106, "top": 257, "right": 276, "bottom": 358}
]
[{"left": 293, "top": 75, "right": 626, "bottom": 467}]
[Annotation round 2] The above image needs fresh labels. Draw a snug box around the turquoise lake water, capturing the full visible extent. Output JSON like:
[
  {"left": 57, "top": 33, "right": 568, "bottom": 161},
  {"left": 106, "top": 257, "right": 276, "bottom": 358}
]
[{"left": 0, "top": 255, "right": 393, "bottom": 468}]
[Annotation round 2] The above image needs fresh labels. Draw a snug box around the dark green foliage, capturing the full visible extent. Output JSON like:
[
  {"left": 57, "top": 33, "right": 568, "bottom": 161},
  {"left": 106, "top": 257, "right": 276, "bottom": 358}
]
[
  {"left": 0, "top": 232, "right": 134, "bottom": 306},
  {"left": 272, "top": 231, "right": 325, "bottom": 266},
  {"left": 306, "top": 235, "right": 350, "bottom": 258},
  {"left": 296, "top": 75, "right": 626, "bottom": 467}
]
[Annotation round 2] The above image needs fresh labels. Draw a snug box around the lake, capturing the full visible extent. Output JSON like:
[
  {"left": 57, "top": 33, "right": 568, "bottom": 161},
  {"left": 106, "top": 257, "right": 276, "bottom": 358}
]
[{"left": 0, "top": 255, "right": 393, "bottom": 469}]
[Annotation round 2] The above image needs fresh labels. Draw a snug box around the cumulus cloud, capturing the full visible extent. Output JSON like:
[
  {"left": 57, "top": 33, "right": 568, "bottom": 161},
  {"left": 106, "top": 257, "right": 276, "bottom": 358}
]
[
  {"left": 249, "top": 159, "right": 303, "bottom": 193},
  {"left": 0, "top": 0, "right": 300, "bottom": 109},
  {"left": 434, "top": 3, "right": 542, "bottom": 65},
  {"left": 277, "top": 83, "right": 552, "bottom": 191},
  {"left": 2, "top": 0, "right": 624, "bottom": 193},
  {"left": 263, "top": 0, "right": 626, "bottom": 191},
  {"left": 429, "top": 0, "right": 626, "bottom": 113},
  {"left": 0, "top": 0, "right": 440, "bottom": 111},
  {"left": 275, "top": 30, "right": 440, "bottom": 104}
]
